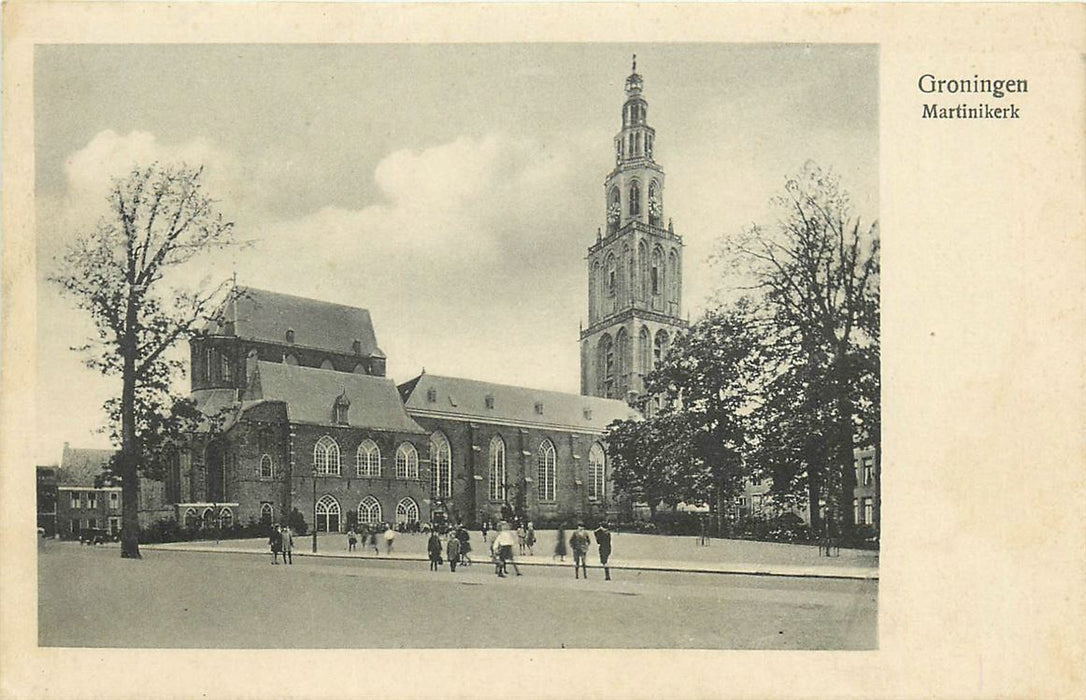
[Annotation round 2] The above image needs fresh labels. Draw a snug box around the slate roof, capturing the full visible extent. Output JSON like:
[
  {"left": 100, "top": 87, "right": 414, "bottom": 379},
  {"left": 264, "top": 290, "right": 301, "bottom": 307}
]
[
  {"left": 58, "top": 445, "right": 115, "bottom": 486},
  {"left": 399, "top": 374, "right": 639, "bottom": 433},
  {"left": 248, "top": 361, "right": 425, "bottom": 434},
  {"left": 206, "top": 287, "right": 385, "bottom": 358}
]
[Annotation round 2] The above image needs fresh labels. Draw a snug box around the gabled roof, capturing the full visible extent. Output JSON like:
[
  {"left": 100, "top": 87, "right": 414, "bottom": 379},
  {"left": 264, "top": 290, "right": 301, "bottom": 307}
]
[
  {"left": 247, "top": 361, "right": 425, "bottom": 434},
  {"left": 399, "top": 374, "right": 639, "bottom": 434},
  {"left": 58, "top": 445, "right": 115, "bottom": 486},
  {"left": 206, "top": 287, "right": 385, "bottom": 358}
]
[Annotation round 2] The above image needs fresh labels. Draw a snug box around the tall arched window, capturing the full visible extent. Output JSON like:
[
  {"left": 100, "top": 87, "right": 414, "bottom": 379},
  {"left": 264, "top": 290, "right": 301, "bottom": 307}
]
[
  {"left": 639, "top": 326, "right": 651, "bottom": 378},
  {"left": 616, "top": 328, "right": 630, "bottom": 396},
  {"left": 588, "top": 443, "right": 606, "bottom": 502},
  {"left": 219, "top": 507, "right": 233, "bottom": 529},
  {"left": 184, "top": 508, "right": 198, "bottom": 530},
  {"left": 259, "top": 502, "right": 273, "bottom": 524},
  {"left": 654, "top": 330, "right": 670, "bottom": 368},
  {"left": 396, "top": 498, "right": 419, "bottom": 525},
  {"left": 537, "top": 440, "right": 557, "bottom": 502},
  {"left": 356, "top": 440, "right": 381, "bottom": 477},
  {"left": 590, "top": 260, "right": 601, "bottom": 322},
  {"left": 648, "top": 181, "right": 662, "bottom": 226},
  {"left": 597, "top": 334, "right": 614, "bottom": 398},
  {"left": 259, "top": 454, "right": 273, "bottom": 479},
  {"left": 357, "top": 496, "right": 382, "bottom": 525},
  {"left": 629, "top": 182, "right": 641, "bottom": 216},
  {"left": 488, "top": 435, "right": 506, "bottom": 502},
  {"left": 395, "top": 442, "right": 419, "bottom": 479},
  {"left": 315, "top": 495, "right": 341, "bottom": 533},
  {"left": 313, "top": 435, "right": 340, "bottom": 476},
  {"left": 637, "top": 240, "right": 648, "bottom": 300},
  {"left": 607, "top": 187, "right": 621, "bottom": 233},
  {"left": 430, "top": 432, "right": 452, "bottom": 499},
  {"left": 605, "top": 254, "right": 617, "bottom": 299},
  {"left": 668, "top": 249, "right": 679, "bottom": 307},
  {"left": 651, "top": 246, "right": 664, "bottom": 298}
]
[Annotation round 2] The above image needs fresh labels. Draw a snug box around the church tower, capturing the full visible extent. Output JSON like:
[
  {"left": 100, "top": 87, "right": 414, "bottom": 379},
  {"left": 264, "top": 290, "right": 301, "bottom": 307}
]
[{"left": 580, "top": 57, "right": 686, "bottom": 403}]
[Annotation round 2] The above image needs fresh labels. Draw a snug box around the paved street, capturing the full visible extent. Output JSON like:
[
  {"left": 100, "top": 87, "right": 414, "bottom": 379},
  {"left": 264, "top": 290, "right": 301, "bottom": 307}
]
[{"left": 39, "top": 541, "right": 876, "bottom": 649}]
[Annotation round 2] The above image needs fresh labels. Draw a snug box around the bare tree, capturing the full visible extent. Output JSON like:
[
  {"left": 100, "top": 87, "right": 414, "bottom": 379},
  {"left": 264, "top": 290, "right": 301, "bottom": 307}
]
[{"left": 52, "top": 164, "right": 237, "bottom": 558}]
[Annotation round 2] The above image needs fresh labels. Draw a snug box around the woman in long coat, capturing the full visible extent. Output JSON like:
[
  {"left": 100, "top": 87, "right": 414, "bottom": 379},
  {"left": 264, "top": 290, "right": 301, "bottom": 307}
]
[{"left": 554, "top": 524, "right": 567, "bottom": 561}]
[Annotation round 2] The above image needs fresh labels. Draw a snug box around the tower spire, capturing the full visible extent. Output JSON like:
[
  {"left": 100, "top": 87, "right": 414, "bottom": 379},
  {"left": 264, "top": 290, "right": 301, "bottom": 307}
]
[{"left": 632, "top": 54, "right": 636, "bottom": 72}]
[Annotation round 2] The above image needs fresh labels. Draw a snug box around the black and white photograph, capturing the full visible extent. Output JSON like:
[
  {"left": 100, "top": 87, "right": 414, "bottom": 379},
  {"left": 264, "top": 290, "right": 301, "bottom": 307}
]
[
  {"left": 32, "top": 42, "right": 879, "bottom": 650},
  {"left": 3, "top": 3, "right": 1083, "bottom": 699}
]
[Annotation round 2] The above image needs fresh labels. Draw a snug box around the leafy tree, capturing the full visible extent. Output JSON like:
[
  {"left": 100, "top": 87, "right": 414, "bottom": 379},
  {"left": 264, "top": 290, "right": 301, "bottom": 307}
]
[
  {"left": 720, "top": 161, "right": 879, "bottom": 536},
  {"left": 605, "top": 412, "right": 696, "bottom": 519},
  {"left": 52, "top": 164, "right": 237, "bottom": 559},
  {"left": 645, "top": 303, "right": 763, "bottom": 524}
]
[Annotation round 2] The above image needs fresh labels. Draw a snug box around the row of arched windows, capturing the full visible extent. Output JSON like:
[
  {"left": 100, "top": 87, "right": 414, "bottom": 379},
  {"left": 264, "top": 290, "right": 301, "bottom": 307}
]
[
  {"left": 312, "top": 435, "right": 419, "bottom": 479},
  {"left": 606, "top": 180, "right": 661, "bottom": 233},
  {"left": 596, "top": 327, "right": 674, "bottom": 398},
  {"left": 485, "top": 436, "right": 606, "bottom": 504},
  {"left": 591, "top": 242, "right": 679, "bottom": 320},
  {"left": 182, "top": 506, "right": 234, "bottom": 529},
  {"left": 313, "top": 495, "right": 420, "bottom": 533},
  {"left": 283, "top": 353, "right": 369, "bottom": 375}
]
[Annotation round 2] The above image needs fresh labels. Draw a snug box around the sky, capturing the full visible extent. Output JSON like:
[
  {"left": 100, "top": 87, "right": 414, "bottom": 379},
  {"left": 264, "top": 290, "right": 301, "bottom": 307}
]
[{"left": 34, "top": 43, "right": 877, "bottom": 463}]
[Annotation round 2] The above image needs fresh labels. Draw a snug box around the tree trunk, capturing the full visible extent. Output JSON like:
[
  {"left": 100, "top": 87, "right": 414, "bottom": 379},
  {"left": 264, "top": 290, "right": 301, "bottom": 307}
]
[
  {"left": 807, "top": 468, "right": 822, "bottom": 540},
  {"left": 119, "top": 295, "right": 141, "bottom": 559},
  {"left": 834, "top": 361, "right": 858, "bottom": 541}
]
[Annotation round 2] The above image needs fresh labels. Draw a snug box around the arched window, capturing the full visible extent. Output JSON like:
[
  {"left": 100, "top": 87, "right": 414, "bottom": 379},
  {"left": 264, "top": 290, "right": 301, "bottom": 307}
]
[
  {"left": 489, "top": 435, "right": 506, "bottom": 502},
  {"left": 649, "top": 181, "right": 662, "bottom": 226},
  {"left": 629, "top": 182, "right": 641, "bottom": 216},
  {"left": 537, "top": 439, "right": 557, "bottom": 502},
  {"left": 430, "top": 432, "right": 452, "bottom": 499},
  {"left": 651, "top": 246, "right": 664, "bottom": 298},
  {"left": 314, "top": 435, "right": 340, "bottom": 476},
  {"left": 221, "top": 352, "right": 232, "bottom": 383},
  {"left": 285, "top": 329, "right": 295, "bottom": 344},
  {"left": 219, "top": 507, "right": 233, "bottom": 529},
  {"left": 259, "top": 454, "right": 273, "bottom": 479},
  {"left": 259, "top": 502, "right": 274, "bottom": 524},
  {"left": 616, "top": 328, "right": 630, "bottom": 396},
  {"left": 284, "top": 353, "right": 298, "bottom": 366},
  {"left": 597, "top": 334, "right": 614, "bottom": 398},
  {"left": 590, "top": 260, "right": 602, "bottom": 322},
  {"left": 184, "top": 508, "right": 198, "bottom": 529},
  {"left": 201, "top": 508, "right": 214, "bottom": 528},
  {"left": 619, "top": 244, "right": 630, "bottom": 303},
  {"left": 320, "top": 358, "right": 335, "bottom": 370},
  {"left": 357, "top": 496, "right": 382, "bottom": 525},
  {"left": 356, "top": 440, "right": 381, "bottom": 477},
  {"left": 639, "top": 326, "right": 651, "bottom": 378},
  {"left": 315, "top": 495, "right": 341, "bottom": 533},
  {"left": 654, "top": 330, "right": 670, "bottom": 368},
  {"left": 395, "top": 442, "right": 419, "bottom": 479},
  {"left": 353, "top": 363, "right": 367, "bottom": 374},
  {"left": 638, "top": 240, "right": 648, "bottom": 300},
  {"left": 396, "top": 498, "right": 419, "bottom": 525},
  {"left": 605, "top": 254, "right": 616, "bottom": 298},
  {"left": 607, "top": 187, "right": 621, "bottom": 232},
  {"left": 668, "top": 249, "right": 679, "bottom": 306},
  {"left": 588, "top": 444, "right": 606, "bottom": 502}
]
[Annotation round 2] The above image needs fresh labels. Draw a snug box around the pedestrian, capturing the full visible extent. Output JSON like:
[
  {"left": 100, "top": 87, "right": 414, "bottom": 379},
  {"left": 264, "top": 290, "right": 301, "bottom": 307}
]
[
  {"left": 494, "top": 521, "right": 522, "bottom": 577},
  {"left": 347, "top": 528, "right": 358, "bottom": 552},
  {"left": 569, "top": 522, "right": 591, "bottom": 579},
  {"left": 280, "top": 524, "right": 294, "bottom": 565},
  {"left": 368, "top": 528, "right": 379, "bottom": 555},
  {"left": 446, "top": 533, "right": 461, "bottom": 573},
  {"left": 481, "top": 520, "right": 489, "bottom": 543},
  {"left": 526, "top": 522, "right": 536, "bottom": 555},
  {"left": 594, "top": 521, "right": 613, "bottom": 581},
  {"left": 269, "top": 524, "right": 282, "bottom": 564},
  {"left": 384, "top": 525, "right": 396, "bottom": 554},
  {"left": 456, "top": 525, "right": 472, "bottom": 564},
  {"left": 427, "top": 531, "right": 443, "bottom": 571},
  {"left": 517, "top": 523, "right": 527, "bottom": 555},
  {"left": 554, "top": 524, "right": 567, "bottom": 562}
]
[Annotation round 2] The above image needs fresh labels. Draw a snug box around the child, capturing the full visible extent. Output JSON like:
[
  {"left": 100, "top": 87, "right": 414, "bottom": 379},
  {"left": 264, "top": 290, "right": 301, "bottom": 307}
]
[{"left": 347, "top": 529, "right": 357, "bottom": 552}]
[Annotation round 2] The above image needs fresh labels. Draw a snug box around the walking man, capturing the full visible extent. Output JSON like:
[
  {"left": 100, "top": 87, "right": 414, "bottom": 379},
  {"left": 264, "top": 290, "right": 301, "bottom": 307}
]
[
  {"left": 494, "top": 521, "right": 522, "bottom": 577},
  {"left": 569, "top": 522, "right": 591, "bottom": 579},
  {"left": 594, "top": 521, "right": 613, "bottom": 581},
  {"left": 280, "top": 524, "right": 294, "bottom": 565}
]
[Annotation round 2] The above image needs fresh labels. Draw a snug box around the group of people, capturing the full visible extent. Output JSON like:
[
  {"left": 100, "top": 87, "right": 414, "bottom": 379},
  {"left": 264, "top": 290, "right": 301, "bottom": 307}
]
[
  {"left": 567, "top": 522, "right": 612, "bottom": 580},
  {"left": 427, "top": 524, "right": 473, "bottom": 572},
  {"left": 346, "top": 525, "right": 398, "bottom": 555},
  {"left": 485, "top": 520, "right": 614, "bottom": 580},
  {"left": 268, "top": 524, "right": 295, "bottom": 565}
]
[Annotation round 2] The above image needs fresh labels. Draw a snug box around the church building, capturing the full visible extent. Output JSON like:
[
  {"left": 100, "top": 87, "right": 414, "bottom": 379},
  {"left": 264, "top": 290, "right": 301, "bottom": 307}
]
[{"left": 581, "top": 58, "right": 687, "bottom": 404}]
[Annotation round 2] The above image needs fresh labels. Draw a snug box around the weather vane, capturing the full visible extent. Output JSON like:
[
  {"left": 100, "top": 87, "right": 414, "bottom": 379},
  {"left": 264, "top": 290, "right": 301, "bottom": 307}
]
[{"left": 632, "top": 54, "right": 637, "bottom": 72}]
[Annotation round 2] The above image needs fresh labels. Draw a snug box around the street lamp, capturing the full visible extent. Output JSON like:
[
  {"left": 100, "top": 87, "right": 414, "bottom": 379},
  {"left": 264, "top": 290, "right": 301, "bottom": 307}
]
[{"left": 311, "top": 467, "right": 318, "bottom": 553}]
